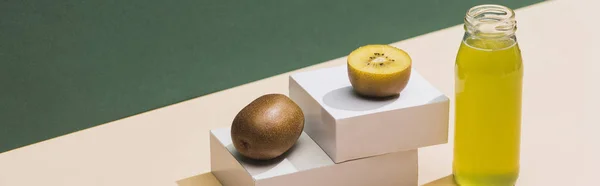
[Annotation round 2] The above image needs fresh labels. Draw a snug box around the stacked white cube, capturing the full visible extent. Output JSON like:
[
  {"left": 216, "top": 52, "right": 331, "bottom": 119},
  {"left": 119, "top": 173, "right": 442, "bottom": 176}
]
[
  {"left": 210, "top": 128, "right": 418, "bottom": 186},
  {"left": 210, "top": 64, "right": 449, "bottom": 186},
  {"left": 289, "top": 65, "right": 449, "bottom": 163}
]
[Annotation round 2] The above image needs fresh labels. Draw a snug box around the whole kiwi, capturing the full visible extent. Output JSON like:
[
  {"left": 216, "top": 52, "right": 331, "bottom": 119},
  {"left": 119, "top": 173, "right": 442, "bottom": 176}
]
[{"left": 231, "top": 94, "right": 305, "bottom": 160}]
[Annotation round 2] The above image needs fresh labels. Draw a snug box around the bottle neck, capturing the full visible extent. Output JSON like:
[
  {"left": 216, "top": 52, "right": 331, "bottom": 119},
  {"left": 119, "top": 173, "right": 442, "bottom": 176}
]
[{"left": 464, "top": 4, "right": 517, "bottom": 39}]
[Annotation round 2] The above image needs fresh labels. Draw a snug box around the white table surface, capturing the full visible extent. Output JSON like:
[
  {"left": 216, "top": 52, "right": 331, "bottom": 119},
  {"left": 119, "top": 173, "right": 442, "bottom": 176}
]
[{"left": 1, "top": 0, "right": 598, "bottom": 185}]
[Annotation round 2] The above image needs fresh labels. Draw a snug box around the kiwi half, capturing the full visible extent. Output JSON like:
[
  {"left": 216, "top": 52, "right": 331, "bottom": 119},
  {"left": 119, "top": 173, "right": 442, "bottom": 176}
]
[{"left": 347, "top": 44, "right": 412, "bottom": 98}]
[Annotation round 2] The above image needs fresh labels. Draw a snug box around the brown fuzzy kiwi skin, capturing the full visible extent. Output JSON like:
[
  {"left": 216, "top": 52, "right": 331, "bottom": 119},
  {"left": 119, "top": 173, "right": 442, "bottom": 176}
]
[
  {"left": 230, "top": 94, "right": 305, "bottom": 160},
  {"left": 347, "top": 62, "right": 412, "bottom": 98}
]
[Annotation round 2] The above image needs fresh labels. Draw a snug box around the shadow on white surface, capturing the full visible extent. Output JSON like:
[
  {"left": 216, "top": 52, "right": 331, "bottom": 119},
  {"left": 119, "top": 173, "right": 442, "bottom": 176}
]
[
  {"left": 422, "top": 175, "right": 457, "bottom": 186},
  {"left": 226, "top": 143, "right": 299, "bottom": 176},
  {"left": 177, "top": 172, "right": 222, "bottom": 186},
  {"left": 322, "top": 86, "right": 398, "bottom": 111}
]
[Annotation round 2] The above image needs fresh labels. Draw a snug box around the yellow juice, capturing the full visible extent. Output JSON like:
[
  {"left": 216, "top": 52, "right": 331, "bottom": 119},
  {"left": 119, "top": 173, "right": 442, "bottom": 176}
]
[{"left": 453, "top": 36, "right": 523, "bottom": 185}]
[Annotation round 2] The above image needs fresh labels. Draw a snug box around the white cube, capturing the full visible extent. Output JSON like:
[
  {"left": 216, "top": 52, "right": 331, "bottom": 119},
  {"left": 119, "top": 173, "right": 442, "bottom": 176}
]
[
  {"left": 289, "top": 64, "right": 449, "bottom": 163},
  {"left": 210, "top": 128, "right": 418, "bottom": 186}
]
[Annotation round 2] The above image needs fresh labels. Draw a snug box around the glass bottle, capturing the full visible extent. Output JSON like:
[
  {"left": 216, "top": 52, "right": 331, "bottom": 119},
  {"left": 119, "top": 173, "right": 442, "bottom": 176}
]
[{"left": 453, "top": 4, "right": 523, "bottom": 186}]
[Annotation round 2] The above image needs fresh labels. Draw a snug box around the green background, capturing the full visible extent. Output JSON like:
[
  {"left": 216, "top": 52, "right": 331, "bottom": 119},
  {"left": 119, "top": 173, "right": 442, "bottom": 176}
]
[{"left": 0, "top": 0, "right": 542, "bottom": 153}]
